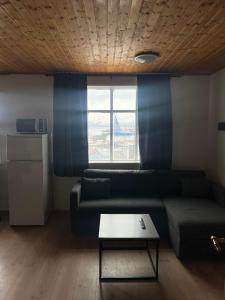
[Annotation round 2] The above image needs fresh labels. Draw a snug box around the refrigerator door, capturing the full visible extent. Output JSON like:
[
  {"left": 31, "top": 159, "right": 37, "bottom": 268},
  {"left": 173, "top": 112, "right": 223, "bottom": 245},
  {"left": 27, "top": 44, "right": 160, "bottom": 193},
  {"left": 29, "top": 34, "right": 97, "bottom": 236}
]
[
  {"left": 8, "top": 161, "right": 44, "bottom": 225},
  {"left": 7, "top": 134, "right": 44, "bottom": 161}
]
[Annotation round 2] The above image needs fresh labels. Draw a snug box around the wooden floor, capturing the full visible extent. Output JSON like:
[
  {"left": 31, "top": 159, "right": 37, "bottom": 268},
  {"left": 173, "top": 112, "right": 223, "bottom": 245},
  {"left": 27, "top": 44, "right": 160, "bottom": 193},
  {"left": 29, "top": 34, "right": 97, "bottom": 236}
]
[{"left": 0, "top": 212, "right": 224, "bottom": 300}]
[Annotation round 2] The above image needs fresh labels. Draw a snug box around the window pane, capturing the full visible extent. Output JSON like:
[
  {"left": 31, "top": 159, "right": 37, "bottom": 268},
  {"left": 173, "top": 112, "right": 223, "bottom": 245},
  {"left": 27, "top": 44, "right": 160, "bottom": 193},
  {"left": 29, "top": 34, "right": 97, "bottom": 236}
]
[
  {"left": 113, "top": 88, "right": 136, "bottom": 110},
  {"left": 88, "top": 89, "right": 110, "bottom": 110},
  {"left": 88, "top": 113, "right": 110, "bottom": 161},
  {"left": 113, "top": 113, "right": 136, "bottom": 161}
]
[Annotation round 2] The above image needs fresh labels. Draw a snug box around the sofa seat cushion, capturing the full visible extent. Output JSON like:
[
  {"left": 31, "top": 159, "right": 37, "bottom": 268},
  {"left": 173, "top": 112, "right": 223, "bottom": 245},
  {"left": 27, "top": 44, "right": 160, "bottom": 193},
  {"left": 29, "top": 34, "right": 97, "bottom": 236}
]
[
  {"left": 78, "top": 197, "right": 164, "bottom": 213},
  {"left": 163, "top": 197, "right": 225, "bottom": 239}
]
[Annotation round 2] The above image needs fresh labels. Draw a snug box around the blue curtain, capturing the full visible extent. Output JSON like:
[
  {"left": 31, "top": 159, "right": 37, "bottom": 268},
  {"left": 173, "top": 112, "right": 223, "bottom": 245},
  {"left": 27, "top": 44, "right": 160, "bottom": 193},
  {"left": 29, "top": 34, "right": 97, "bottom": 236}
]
[
  {"left": 137, "top": 75, "right": 172, "bottom": 169},
  {"left": 53, "top": 74, "right": 88, "bottom": 176}
]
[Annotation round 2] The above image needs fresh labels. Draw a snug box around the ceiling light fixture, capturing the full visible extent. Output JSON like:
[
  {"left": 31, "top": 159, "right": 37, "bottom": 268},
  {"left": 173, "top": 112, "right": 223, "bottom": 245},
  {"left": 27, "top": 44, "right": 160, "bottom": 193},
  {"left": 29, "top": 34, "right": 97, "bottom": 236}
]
[{"left": 134, "top": 51, "right": 160, "bottom": 64}]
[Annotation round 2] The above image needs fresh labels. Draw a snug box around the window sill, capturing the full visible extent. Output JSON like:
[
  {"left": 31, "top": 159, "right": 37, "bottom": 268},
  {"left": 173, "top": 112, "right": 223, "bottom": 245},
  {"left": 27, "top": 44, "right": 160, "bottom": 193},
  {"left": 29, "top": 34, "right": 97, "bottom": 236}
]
[{"left": 89, "top": 162, "right": 140, "bottom": 170}]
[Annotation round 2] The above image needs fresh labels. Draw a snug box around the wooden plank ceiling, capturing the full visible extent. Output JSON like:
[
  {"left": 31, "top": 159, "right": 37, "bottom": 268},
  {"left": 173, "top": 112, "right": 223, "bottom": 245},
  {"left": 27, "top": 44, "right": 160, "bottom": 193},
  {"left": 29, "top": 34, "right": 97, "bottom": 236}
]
[{"left": 0, "top": 0, "right": 225, "bottom": 74}]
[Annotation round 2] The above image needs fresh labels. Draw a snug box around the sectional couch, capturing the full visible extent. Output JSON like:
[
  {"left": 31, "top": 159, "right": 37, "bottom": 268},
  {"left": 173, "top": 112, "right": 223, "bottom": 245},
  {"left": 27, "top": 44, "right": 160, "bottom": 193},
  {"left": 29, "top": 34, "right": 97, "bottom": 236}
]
[{"left": 70, "top": 169, "right": 225, "bottom": 258}]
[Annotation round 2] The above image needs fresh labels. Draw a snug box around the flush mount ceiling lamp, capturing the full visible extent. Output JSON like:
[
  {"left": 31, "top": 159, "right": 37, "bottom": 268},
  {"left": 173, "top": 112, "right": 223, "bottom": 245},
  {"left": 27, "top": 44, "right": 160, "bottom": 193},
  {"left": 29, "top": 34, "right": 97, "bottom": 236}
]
[{"left": 134, "top": 51, "right": 160, "bottom": 64}]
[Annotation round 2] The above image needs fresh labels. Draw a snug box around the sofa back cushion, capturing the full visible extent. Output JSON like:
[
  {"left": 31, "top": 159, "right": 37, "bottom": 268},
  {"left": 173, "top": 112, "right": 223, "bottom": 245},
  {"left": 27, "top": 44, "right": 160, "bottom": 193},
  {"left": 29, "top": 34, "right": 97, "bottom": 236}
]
[
  {"left": 158, "top": 170, "right": 181, "bottom": 196},
  {"left": 158, "top": 170, "right": 206, "bottom": 196},
  {"left": 83, "top": 169, "right": 207, "bottom": 198},
  {"left": 81, "top": 177, "right": 111, "bottom": 200},
  {"left": 132, "top": 170, "right": 158, "bottom": 197},
  {"left": 181, "top": 177, "right": 211, "bottom": 198},
  {"left": 83, "top": 169, "right": 158, "bottom": 197}
]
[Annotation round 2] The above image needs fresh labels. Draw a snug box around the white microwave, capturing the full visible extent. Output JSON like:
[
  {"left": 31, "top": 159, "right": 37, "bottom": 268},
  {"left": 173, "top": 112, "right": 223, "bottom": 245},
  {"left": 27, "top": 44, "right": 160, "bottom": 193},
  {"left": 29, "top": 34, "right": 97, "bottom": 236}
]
[{"left": 16, "top": 118, "right": 48, "bottom": 134}]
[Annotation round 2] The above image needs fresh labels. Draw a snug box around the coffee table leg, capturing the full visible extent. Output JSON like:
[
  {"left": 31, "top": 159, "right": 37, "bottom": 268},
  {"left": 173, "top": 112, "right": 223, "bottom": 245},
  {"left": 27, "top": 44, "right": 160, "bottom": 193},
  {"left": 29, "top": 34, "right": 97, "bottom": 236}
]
[
  {"left": 155, "top": 240, "right": 159, "bottom": 280},
  {"left": 99, "top": 240, "right": 102, "bottom": 280},
  {"left": 147, "top": 240, "right": 159, "bottom": 280},
  {"left": 145, "top": 240, "right": 148, "bottom": 249}
]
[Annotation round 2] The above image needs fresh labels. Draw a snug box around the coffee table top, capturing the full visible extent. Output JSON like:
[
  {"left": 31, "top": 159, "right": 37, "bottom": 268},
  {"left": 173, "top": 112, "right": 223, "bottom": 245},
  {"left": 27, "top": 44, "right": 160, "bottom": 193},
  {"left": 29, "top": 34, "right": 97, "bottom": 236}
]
[{"left": 98, "top": 214, "right": 160, "bottom": 240}]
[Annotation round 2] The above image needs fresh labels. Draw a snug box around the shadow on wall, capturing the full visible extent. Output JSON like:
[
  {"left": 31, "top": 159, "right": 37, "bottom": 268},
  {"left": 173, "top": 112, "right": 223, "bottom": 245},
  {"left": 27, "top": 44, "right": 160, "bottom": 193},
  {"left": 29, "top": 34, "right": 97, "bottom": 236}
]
[
  {"left": 0, "top": 163, "right": 8, "bottom": 210},
  {"left": 53, "top": 175, "right": 80, "bottom": 211},
  {"left": 0, "top": 134, "right": 8, "bottom": 210}
]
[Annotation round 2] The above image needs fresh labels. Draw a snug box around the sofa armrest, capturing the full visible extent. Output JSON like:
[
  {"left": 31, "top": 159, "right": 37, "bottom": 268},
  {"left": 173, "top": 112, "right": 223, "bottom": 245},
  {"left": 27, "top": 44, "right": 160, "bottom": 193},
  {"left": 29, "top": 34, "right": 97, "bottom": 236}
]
[
  {"left": 70, "top": 183, "right": 82, "bottom": 210},
  {"left": 212, "top": 182, "right": 225, "bottom": 207}
]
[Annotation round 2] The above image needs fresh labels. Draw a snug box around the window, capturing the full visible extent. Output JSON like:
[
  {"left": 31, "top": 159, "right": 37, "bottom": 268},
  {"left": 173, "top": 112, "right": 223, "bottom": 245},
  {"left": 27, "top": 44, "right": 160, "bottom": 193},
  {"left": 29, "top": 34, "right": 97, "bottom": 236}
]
[{"left": 88, "top": 86, "right": 139, "bottom": 163}]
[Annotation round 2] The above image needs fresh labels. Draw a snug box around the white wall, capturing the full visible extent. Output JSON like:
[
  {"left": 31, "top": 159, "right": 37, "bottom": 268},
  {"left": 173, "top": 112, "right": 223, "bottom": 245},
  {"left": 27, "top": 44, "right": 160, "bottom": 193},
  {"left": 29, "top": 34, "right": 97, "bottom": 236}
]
[
  {"left": 0, "top": 75, "right": 53, "bottom": 133},
  {"left": 171, "top": 76, "right": 210, "bottom": 170},
  {"left": 0, "top": 75, "right": 53, "bottom": 210},
  {"left": 0, "top": 74, "right": 212, "bottom": 210},
  {"left": 208, "top": 68, "right": 225, "bottom": 186},
  {"left": 53, "top": 176, "right": 78, "bottom": 210}
]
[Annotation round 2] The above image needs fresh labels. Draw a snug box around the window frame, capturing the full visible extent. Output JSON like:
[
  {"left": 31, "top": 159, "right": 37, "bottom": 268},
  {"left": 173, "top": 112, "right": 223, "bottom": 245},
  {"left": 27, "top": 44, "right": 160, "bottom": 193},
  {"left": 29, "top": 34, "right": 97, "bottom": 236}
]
[{"left": 87, "top": 85, "right": 139, "bottom": 163}]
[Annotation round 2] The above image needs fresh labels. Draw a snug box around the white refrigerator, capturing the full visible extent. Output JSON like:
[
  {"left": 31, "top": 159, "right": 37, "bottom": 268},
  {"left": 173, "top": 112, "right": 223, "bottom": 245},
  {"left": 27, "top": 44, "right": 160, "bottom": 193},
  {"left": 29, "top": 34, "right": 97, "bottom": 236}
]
[{"left": 7, "top": 134, "right": 50, "bottom": 225}]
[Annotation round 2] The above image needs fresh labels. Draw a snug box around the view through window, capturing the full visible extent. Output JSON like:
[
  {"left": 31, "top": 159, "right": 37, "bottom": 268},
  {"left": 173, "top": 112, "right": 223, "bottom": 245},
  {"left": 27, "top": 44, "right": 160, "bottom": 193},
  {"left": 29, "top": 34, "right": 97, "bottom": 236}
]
[{"left": 88, "top": 86, "right": 139, "bottom": 162}]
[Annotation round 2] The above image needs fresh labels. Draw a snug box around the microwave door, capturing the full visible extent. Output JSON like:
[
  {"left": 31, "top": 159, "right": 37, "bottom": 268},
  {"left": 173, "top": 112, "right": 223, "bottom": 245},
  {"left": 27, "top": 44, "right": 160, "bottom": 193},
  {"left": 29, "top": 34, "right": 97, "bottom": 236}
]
[{"left": 16, "top": 119, "right": 36, "bottom": 133}]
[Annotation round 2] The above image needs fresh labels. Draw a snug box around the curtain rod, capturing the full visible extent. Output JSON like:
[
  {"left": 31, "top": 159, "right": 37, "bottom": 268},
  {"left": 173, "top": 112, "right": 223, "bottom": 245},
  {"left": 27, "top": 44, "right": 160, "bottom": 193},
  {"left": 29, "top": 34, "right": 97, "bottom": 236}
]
[
  {"left": 0, "top": 72, "right": 211, "bottom": 77},
  {"left": 45, "top": 72, "right": 211, "bottom": 77}
]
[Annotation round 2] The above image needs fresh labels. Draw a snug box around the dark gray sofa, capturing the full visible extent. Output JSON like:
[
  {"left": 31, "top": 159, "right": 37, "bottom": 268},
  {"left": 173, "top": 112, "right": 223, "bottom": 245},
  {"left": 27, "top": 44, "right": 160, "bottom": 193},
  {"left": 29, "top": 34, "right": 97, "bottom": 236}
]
[
  {"left": 70, "top": 169, "right": 225, "bottom": 258},
  {"left": 163, "top": 197, "right": 225, "bottom": 258},
  {"left": 70, "top": 169, "right": 168, "bottom": 237}
]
